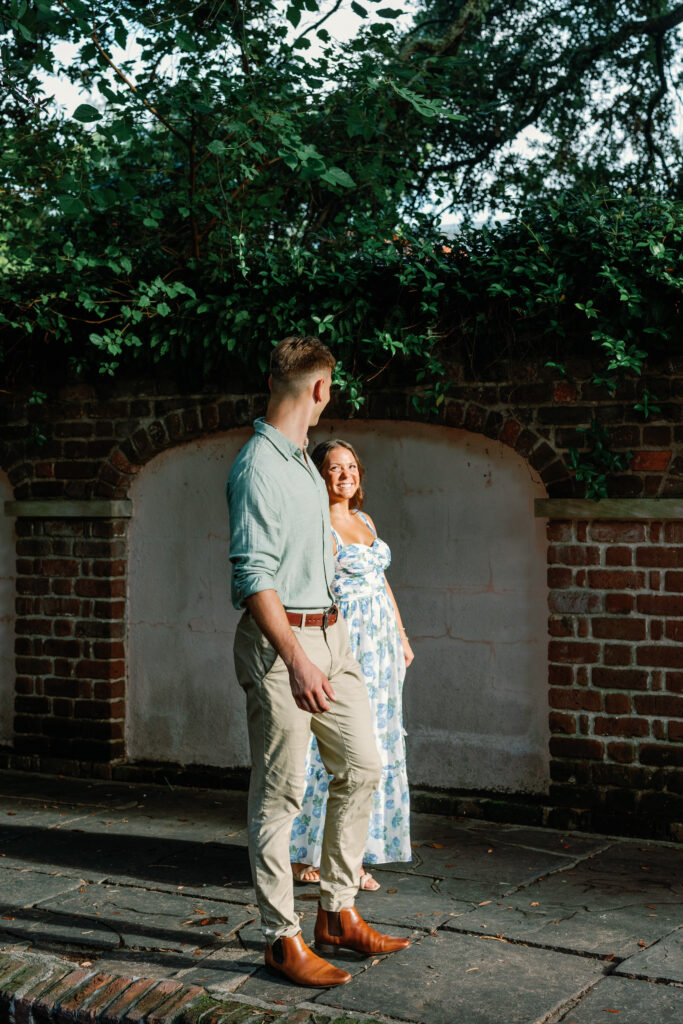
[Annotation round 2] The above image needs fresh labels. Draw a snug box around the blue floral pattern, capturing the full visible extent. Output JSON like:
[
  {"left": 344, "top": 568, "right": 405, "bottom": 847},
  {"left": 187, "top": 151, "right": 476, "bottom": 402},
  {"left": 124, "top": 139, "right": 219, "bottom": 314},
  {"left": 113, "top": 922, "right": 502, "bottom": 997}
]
[{"left": 290, "top": 511, "right": 411, "bottom": 866}]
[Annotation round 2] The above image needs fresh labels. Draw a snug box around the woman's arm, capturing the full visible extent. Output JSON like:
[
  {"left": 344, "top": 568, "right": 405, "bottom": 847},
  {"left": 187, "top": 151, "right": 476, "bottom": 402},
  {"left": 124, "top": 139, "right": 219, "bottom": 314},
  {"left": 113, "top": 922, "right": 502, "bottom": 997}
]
[{"left": 384, "top": 575, "right": 414, "bottom": 668}]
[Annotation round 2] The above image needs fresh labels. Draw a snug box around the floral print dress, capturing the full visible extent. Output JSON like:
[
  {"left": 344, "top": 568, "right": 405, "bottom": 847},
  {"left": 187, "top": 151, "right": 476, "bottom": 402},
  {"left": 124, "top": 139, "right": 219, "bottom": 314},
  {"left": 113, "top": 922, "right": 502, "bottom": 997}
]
[{"left": 290, "top": 510, "right": 411, "bottom": 866}]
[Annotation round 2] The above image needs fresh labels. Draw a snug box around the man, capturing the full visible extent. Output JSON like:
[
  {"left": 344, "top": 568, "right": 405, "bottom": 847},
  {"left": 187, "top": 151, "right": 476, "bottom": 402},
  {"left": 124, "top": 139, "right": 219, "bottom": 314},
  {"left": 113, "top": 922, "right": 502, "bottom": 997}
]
[{"left": 227, "top": 335, "right": 410, "bottom": 987}]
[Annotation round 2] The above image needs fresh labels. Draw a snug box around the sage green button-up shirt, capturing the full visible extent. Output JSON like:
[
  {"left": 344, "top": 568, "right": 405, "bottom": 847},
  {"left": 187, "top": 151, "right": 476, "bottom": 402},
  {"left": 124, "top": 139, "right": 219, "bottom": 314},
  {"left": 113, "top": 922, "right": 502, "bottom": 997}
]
[{"left": 226, "top": 418, "right": 335, "bottom": 611}]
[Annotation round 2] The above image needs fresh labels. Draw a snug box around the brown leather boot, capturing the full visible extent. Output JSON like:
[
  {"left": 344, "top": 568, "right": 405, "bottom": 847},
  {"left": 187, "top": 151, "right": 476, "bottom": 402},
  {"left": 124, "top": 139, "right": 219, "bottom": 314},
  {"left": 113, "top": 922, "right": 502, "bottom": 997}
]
[
  {"left": 315, "top": 905, "right": 411, "bottom": 957},
  {"left": 264, "top": 932, "right": 352, "bottom": 987}
]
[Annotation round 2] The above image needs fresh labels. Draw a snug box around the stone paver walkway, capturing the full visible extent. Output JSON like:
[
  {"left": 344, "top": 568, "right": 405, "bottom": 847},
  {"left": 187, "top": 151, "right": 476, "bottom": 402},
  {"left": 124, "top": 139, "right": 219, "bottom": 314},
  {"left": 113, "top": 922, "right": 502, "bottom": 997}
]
[{"left": 0, "top": 770, "right": 681, "bottom": 1023}]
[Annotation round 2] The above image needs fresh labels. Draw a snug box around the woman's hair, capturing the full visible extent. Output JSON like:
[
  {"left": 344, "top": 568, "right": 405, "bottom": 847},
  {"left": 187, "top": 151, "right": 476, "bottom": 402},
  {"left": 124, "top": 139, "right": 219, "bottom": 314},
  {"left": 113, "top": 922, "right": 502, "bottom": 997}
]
[{"left": 311, "top": 439, "right": 365, "bottom": 510}]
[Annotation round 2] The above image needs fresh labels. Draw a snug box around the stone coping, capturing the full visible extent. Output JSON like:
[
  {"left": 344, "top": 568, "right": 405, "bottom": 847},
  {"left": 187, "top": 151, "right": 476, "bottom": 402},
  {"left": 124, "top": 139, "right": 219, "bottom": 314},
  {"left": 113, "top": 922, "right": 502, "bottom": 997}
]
[
  {"left": 535, "top": 498, "right": 683, "bottom": 520},
  {"left": 4, "top": 500, "right": 132, "bottom": 518}
]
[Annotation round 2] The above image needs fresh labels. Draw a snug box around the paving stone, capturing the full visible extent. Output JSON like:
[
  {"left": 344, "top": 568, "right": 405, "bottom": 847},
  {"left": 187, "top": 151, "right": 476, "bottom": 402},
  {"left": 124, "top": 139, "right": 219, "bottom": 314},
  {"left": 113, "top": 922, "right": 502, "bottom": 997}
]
[
  {"left": 454, "top": 842, "right": 683, "bottom": 958},
  {"left": 410, "top": 812, "right": 607, "bottom": 859},
  {"left": 8, "top": 885, "right": 256, "bottom": 956},
  {"left": 351, "top": 872, "right": 474, "bottom": 930},
  {"left": 614, "top": 927, "right": 683, "bottom": 983},
  {"left": 0, "top": 865, "right": 84, "bottom": 912},
  {"left": 0, "top": 826, "right": 168, "bottom": 883},
  {"left": 394, "top": 832, "right": 575, "bottom": 899},
  {"left": 173, "top": 935, "right": 262, "bottom": 993},
  {"left": 550, "top": 975, "right": 683, "bottom": 1023},
  {"left": 98, "top": 977, "right": 160, "bottom": 1024},
  {"left": 313, "top": 931, "right": 604, "bottom": 1024},
  {"left": 146, "top": 983, "right": 206, "bottom": 1023}
]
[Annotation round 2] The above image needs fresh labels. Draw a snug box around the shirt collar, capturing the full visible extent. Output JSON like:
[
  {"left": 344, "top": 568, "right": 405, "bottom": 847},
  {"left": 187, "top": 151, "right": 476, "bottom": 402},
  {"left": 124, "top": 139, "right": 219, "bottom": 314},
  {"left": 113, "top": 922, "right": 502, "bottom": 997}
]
[{"left": 254, "top": 417, "right": 306, "bottom": 461}]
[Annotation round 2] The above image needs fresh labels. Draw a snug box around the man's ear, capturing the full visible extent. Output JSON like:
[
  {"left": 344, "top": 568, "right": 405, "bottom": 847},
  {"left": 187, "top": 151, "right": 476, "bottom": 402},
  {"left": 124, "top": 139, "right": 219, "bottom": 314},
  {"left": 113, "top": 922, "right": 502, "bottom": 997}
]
[
  {"left": 267, "top": 374, "right": 273, "bottom": 392},
  {"left": 312, "top": 377, "right": 325, "bottom": 403}
]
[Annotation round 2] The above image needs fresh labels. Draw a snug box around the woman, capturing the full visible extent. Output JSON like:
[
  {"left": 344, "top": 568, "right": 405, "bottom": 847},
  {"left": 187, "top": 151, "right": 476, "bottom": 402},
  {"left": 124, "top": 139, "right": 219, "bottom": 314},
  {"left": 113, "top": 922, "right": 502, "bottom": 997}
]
[{"left": 290, "top": 439, "right": 414, "bottom": 890}]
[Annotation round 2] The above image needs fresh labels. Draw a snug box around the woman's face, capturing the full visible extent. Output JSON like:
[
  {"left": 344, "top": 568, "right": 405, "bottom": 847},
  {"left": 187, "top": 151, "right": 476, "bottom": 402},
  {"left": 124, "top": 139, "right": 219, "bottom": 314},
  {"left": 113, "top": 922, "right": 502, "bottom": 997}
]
[{"left": 322, "top": 446, "right": 360, "bottom": 503}]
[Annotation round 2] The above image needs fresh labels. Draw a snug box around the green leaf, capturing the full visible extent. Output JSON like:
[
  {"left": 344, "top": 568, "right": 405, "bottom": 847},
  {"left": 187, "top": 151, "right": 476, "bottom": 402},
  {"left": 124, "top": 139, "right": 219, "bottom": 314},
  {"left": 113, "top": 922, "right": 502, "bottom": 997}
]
[
  {"left": 351, "top": 1, "right": 368, "bottom": 16},
  {"left": 72, "top": 103, "right": 102, "bottom": 122},
  {"left": 322, "top": 167, "right": 356, "bottom": 188},
  {"left": 286, "top": 4, "right": 301, "bottom": 27},
  {"left": 376, "top": 7, "right": 402, "bottom": 16},
  {"left": 207, "top": 139, "right": 228, "bottom": 155},
  {"left": 58, "top": 195, "right": 86, "bottom": 215}
]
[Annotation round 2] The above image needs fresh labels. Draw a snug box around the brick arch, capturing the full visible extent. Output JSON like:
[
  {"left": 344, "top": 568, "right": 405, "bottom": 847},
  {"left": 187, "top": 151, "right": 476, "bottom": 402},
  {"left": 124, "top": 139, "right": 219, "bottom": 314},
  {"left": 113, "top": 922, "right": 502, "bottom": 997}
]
[
  {"left": 96, "top": 392, "right": 571, "bottom": 500},
  {"left": 95, "top": 395, "right": 265, "bottom": 499}
]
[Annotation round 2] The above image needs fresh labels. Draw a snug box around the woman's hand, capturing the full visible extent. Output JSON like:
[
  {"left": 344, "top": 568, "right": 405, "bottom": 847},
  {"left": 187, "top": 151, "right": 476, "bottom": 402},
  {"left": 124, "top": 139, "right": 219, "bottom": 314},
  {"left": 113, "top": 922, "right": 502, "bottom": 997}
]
[{"left": 401, "top": 636, "right": 414, "bottom": 667}]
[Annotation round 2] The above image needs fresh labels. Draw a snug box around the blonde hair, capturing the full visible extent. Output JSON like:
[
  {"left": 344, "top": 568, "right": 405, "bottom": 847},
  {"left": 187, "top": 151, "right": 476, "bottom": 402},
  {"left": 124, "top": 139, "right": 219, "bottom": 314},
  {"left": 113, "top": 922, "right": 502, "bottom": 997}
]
[
  {"left": 270, "top": 335, "right": 335, "bottom": 392},
  {"left": 311, "top": 439, "right": 365, "bottom": 510}
]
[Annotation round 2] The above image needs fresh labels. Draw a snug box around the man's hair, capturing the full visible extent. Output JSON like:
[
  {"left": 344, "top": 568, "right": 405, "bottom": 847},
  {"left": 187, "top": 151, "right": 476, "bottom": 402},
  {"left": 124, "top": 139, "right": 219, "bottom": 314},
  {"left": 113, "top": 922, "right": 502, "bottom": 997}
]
[{"left": 270, "top": 335, "right": 335, "bottom": 389}]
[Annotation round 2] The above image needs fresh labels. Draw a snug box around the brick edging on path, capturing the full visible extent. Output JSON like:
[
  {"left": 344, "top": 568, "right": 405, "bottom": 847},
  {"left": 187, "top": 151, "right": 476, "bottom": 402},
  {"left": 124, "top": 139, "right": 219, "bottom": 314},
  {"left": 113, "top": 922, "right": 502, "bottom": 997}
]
[{"left": 0, "top": 950, "right": 294, "bottom": 1023}]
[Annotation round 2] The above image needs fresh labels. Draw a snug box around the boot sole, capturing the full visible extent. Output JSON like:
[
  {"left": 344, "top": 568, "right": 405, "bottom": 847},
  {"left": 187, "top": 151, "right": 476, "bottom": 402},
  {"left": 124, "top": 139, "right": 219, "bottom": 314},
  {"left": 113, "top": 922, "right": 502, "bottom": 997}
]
[{"left": 265, "top": 961, "right": 350, "bottom": 987}]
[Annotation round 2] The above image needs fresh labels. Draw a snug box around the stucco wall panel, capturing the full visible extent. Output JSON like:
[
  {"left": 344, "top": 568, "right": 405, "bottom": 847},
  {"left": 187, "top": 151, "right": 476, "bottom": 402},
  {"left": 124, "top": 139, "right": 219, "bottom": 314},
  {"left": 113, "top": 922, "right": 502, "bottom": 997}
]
[{"left": 127, "top": 420, "right": 548, "bottom": 793}]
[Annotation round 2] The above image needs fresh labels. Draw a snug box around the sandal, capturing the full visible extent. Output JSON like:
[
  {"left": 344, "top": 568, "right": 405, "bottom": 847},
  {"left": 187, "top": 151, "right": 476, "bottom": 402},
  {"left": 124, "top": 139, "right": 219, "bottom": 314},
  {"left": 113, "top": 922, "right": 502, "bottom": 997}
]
[
  {"left": 359, "top": 869, "right": 381, "bottom": 891},
  {"left": 292, "top": 863, "right": 320, "bottom": 884}
]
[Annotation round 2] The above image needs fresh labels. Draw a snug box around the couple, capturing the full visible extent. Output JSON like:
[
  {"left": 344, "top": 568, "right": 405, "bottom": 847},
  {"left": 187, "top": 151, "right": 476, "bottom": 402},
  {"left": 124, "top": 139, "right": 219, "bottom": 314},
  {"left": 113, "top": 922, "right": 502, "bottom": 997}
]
[{"left": 227, "top": 335, "right": 414, "bottom": 987}]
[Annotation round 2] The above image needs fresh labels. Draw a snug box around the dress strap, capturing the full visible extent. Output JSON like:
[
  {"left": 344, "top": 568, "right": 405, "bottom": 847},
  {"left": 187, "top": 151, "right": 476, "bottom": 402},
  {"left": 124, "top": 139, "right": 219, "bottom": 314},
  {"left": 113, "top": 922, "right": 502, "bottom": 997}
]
[
  {"left": 354, "top": 509, "right": 377, "bottom": 537},
  {"left": 330, "top": 525, "right": 344, "bottom": 552}
]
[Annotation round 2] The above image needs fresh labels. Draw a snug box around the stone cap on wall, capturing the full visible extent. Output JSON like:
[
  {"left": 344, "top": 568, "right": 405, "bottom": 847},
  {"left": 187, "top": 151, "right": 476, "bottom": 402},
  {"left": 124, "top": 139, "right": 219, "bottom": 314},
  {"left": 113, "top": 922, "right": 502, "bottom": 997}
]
[
  {"left": 3, "top": 500, "right": 132, "bottom": 518},
  {"left": 535, "top": 498, "right": 683, "bottom": 520}
]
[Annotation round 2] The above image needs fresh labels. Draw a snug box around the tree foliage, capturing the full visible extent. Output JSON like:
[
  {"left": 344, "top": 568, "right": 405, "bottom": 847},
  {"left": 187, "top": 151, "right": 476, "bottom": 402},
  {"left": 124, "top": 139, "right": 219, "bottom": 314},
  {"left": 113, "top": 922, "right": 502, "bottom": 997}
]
[{"left": 1, "top": 0, "right": 683, "bottom": 422}]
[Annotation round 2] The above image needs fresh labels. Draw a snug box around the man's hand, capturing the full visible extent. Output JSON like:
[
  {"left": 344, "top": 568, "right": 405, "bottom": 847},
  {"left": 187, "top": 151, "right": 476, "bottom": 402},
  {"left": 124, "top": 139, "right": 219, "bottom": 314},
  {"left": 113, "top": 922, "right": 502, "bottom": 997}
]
[
  {"left": 289, "top": 653, "right": 337, "bottom": 714},
  {"left": 245, "top": 590, "right": 337, "bottom": 713}
]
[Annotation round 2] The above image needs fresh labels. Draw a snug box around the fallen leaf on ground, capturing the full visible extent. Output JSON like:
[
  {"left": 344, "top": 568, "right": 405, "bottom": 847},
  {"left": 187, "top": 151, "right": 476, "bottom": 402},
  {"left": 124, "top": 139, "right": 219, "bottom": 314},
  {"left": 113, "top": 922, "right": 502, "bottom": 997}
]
[
  {"left": 604, "top": 954, "right": 615, "bottom": 962},
  {"left": 478, "top": 900, "right": 491, "bottom": 906},
  {"left": 466, "top": 967, "right": 479, "bottom": 972},
  {"left": 428, "top": 843, "right": 445, "bottom": 849},
  {"left": 371, "top": 958, "right": 381, "bottom": 966},
  {"left": 387, "top": 889, "right": 397, "bottom": 894},
  {"left": 603, "top": 1010, "right": 620, "bottom": 1014},
  {"left": 638, "top": 941, "right": 647, "bottom": 947},
  {"left": 530, "top": 901, "right": 539, "bottom": 907}
]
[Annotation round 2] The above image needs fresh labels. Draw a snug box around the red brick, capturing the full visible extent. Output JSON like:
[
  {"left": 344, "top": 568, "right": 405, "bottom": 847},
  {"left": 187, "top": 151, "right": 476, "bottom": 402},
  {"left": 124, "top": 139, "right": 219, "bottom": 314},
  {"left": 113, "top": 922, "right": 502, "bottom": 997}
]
[
  {"left": 605, "top": 546, "right": 632, "bottom": 566},
  {"left": 666, "top": 672, "right": 683, "bottom": 693},
  {"left": 637, "top": 547, "right": 683, "bottom": 567},
  {"left": 593, "top": 717, "right": 649, "bottom": 738},
  {"left": 603, "top": 644, "right": 633, "bottom": 666},
  {"left": 589, "top": 523, "right": 646, "bottom": 543},
  {"left": 70, "top": 976, "right": 132, "bottom": 1019},
  {"left": 664, "top": 571, "right": 683, "bottom": 592},
  {"left": 592, "top": 618, "right": 645, "bottom": 641},
  {"left": 549, "top": 664, "right": 574, "bottom": 686},
  {"left": 52, "top": 971, "right": 117, "bottom": 1019},
  {"left": 28, "top": 968, "right": 93, "bottom": 1016},
  {"left": 549, "top": 641, "right": 600, "bottom": 664},
  {"left": 74, "top": 699, "right": 125, "bottom": 719},
  {"left": 669, "top": 721, "right": 683, "bottom": 743},
  {"left": 665, "top": 620, "right": 683, "bottom": 642},
  {"left": 548, "top": 545, "right": 600, "bottom": 566},
  {"left": 636, "top": 645, "right": 683, "bottom": 668},
  {"left": 650, "top": 620, "right": 664, "bottom": 641},
  {"left": 40, "top": 558, "right": 80, "bottom": 577},
  {"left": 588, "top": 570, "right": 645, "bottom": 590},
  {"left": 553, "top": 380, "right": 577, "bottom": 403},
  {"left": 549, "top": 591, "right": 603, "bottom": 614},
  {"left": 607, "top": 742, "right": 635, "bottom": 764},
  {"left": 549, "top": 736, "right": 604, "bottom": 760},
  {"left": 604, "top": 693, "right": 632, "bottom": 714},
  {"left": 636, "top": 593, "right": 683, "bottom": 615},
  {"left": 649, "top": 522, "right": 662, "bottom": 543},
  {"left": 549, "top": 712, "right": 576, "bottom": 734},
  {"left": 592, "top": 667, "right": 649, "bottom": 690},
  {"left": 97, "top": 978, "right": 159, "bottom": 1024},
  {"left": 547, "top": 521, "right": 573, "bottom": 542},
  {"left": 94, "top": 680, "right": 126, "bottom": 700},
  {"left": 631, "top": 451, "right": 671, "bottom": 471},
  {"left": 499, "top": 418, "right": 522, "bottom": 448},
  {"left": 548, "top": 567, "right": 572, "bottom": 588},
  {"left": 664, "top": 522, "right": 683, "bottom": 543},
  {"left": 92, "top": 559, "right": 126, "bottom": 577},
  {"left": 549, "top": 688, "right": 602, "bottom": 711},
  {"left": 605, "top": 593, "right": 634, "bottom": 614},
  {"left": 640, "top": 744, "right": 683, "bottom": 766},
  {"left": 147, "top": 985, "right": 205, "bottom": 1024},
  {"left": 549, "top": 617, "right": 573, "bottom": 637},
  {"left": 633, "top": 694, "right": 683, "bottom": 716},
  {"left": 74, "top": 660, "right": 125, "bottom": 680},
  {"left": 75, "top": 579, "right": 126, "bottom": 598}
]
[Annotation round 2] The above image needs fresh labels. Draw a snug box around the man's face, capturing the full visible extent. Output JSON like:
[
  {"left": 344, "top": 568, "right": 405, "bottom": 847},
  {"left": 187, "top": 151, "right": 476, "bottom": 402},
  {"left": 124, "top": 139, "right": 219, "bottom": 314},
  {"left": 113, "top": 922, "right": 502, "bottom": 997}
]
[{"left": 309, "top": 370, "right": 332, "bottom": 426}]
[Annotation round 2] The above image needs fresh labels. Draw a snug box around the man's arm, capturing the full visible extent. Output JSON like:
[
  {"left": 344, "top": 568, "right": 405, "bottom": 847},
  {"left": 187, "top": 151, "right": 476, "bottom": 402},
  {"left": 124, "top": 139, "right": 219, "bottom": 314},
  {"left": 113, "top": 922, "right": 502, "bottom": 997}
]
[{"left": 245, "top": 590, "right": 337, "bottom": 714}]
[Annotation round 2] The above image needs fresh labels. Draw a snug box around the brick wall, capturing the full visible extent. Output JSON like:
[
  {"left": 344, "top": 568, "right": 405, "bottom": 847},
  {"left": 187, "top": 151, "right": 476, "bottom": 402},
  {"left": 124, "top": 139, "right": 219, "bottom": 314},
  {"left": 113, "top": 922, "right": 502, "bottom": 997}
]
[
  {"left": 547, "top": 519, "right": 683, "bottom": 836},
  {"left": 13, "top": 517, "right": 126, "bottom": 770},
  {"left": 1, "top": 368, "right": 683, "bottom": 838}
]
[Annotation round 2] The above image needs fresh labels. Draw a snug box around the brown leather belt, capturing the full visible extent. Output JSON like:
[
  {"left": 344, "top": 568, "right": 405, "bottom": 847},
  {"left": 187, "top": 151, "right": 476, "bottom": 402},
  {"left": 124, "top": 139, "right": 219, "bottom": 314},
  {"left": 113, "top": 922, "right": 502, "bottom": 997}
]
[{"left": 286, "top": 607, "right": 338, "bottom": 629}]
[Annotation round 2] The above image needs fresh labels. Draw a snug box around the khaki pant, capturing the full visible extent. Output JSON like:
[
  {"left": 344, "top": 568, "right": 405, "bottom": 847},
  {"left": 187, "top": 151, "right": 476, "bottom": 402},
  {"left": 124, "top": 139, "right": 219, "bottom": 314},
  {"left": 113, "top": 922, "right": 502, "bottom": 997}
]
[{"left": 234, "top": 611, "right": 382, "bottom": 942}]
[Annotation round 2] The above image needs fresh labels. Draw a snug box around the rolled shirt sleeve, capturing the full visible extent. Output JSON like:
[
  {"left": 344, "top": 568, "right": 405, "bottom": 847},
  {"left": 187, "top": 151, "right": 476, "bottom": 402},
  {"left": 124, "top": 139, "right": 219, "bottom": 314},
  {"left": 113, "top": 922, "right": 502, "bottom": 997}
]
[{"left": 227, "top": 464, "right": 281, "bottom": 608}]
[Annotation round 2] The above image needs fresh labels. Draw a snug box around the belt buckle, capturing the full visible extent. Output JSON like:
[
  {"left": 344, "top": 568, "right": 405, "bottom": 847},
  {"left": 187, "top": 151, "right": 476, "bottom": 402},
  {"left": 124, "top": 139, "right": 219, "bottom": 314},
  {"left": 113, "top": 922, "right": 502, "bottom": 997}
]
[{"left": 322, "top": 605, "right": 334, "bottom": 629}]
